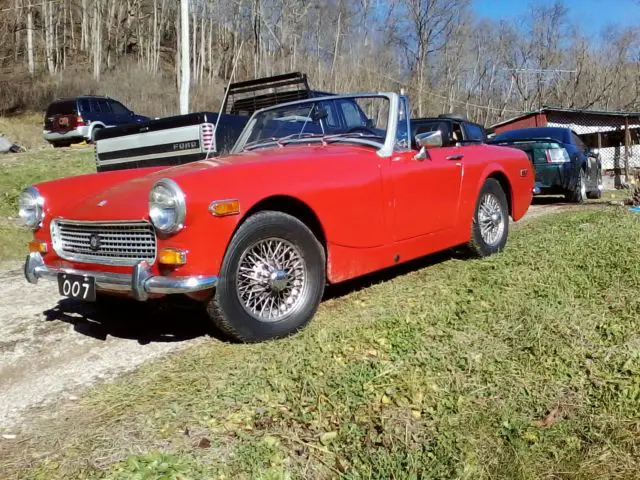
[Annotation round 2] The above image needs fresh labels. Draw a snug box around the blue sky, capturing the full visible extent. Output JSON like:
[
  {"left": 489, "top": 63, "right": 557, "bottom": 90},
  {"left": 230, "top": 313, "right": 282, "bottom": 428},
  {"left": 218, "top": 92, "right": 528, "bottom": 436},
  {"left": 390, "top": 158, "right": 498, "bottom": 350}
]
[{"left": 473, "top": 0, "right": 640, "bottom": 31}]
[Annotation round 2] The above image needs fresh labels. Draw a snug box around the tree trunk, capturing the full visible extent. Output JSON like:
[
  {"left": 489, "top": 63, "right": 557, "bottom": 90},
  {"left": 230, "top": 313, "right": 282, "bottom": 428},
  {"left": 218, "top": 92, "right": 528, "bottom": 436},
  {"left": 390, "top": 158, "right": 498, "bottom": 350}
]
[
  {"left": 26, "top": 2, "right": 34, "bottom": 75},
  {"left": 93, "top": 0, "right": 102, "bottom": 80},
  {"left": 43, "top": 0, "right": 55, "bottom": 74},
  {"left": 81, "top": 0, "right": 88, "bottom": 52}
]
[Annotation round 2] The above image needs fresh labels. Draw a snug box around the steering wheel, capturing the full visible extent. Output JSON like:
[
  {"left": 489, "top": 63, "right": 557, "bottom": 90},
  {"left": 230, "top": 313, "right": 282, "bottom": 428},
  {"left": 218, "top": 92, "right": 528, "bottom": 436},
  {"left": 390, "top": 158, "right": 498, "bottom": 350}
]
[{"left": 347, "top": 126, "right": 379, "bottom": 136}]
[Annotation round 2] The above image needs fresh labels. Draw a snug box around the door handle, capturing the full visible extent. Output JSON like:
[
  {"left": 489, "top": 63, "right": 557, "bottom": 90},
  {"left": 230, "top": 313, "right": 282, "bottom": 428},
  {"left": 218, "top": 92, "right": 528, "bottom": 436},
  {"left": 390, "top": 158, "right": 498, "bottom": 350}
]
[{"left": 446, "top": 154, "right": 464, "bottom": 161}]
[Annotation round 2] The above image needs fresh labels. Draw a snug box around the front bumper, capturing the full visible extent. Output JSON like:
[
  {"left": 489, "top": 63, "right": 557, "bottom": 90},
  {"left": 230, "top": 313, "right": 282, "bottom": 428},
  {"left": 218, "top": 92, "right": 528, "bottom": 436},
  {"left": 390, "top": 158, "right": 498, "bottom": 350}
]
[{"left": 24, "top": 252, "right": 218, "bottom": 301}]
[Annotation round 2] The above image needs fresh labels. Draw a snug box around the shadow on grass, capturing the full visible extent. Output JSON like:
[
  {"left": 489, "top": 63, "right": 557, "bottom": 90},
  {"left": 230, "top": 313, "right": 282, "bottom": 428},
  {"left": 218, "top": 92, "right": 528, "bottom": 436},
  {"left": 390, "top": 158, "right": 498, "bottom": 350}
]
[
  {"left": 43, "top": 295, "right": 223, "bottom": 344},
  {"left": 42, "top": 249, "right": 462, "bottom": 345}
]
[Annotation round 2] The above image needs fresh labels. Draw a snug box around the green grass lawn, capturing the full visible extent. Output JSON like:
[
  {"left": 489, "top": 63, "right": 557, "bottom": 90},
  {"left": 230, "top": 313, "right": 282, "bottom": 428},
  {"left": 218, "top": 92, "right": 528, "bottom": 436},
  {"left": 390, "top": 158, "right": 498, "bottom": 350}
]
[
  {"left": 1, "top": 207, "right": 639, "bottom": 479},
  {"left": 0, "top": 148, "right": 94, "bottom": 261}
]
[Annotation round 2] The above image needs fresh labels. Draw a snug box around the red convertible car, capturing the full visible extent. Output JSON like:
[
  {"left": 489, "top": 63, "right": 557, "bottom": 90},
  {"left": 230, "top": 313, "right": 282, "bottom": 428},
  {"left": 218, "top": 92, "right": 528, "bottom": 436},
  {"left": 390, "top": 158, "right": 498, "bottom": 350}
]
[{"left": 21, "top": 93, "right": 533, "bottom": 342}]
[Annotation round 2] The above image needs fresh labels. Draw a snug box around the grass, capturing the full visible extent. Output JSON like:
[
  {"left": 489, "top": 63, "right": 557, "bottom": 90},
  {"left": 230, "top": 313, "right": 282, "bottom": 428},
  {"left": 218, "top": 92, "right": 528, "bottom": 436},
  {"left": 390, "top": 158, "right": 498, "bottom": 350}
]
[
  {"left": 0, "top": 148, "right": 94, "bottom": 261},
  {"left": 1, "top": 207, "right": 639, "bottom": 479}
]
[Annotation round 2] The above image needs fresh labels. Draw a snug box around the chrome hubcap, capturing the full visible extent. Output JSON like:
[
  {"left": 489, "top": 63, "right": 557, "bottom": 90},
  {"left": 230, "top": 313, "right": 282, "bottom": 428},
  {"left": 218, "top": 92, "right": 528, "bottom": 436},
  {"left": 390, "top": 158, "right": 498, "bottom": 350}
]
[
  {"left": 478, "top": 193, "right": 505, "bottom": 246},
  {"left": 236, "top": 238, "right": 307, "bottom": 322}
]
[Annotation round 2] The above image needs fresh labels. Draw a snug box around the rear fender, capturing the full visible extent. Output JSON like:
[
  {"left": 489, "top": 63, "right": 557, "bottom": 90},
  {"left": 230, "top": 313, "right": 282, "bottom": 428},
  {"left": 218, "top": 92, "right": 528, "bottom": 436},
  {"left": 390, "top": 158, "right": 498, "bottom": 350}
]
[{"left": 88, "top": 122, "right": 106, "bottom": 140}]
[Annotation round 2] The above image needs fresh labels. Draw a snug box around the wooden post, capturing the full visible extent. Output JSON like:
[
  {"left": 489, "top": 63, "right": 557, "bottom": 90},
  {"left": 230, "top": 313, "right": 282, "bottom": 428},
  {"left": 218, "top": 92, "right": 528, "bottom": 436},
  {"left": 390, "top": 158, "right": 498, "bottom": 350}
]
[
  {"left": 624, "top": 116, "right": 631, "bottom": 184},
  {"left": 179, "top": 0, "right": 190, "bottom": 115}
]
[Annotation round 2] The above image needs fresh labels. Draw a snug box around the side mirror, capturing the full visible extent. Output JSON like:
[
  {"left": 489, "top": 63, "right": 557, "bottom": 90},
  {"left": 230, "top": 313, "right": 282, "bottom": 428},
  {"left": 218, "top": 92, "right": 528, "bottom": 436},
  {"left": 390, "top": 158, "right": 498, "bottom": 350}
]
[
  {"left": 416, "top": 130, "right": 443, "bottom": 148},
  {"left": 365, "top": 118, "right": 375, "bottom": 129},
  {"left": 413, "top": 131, "right": 443, "bottom": 161}
]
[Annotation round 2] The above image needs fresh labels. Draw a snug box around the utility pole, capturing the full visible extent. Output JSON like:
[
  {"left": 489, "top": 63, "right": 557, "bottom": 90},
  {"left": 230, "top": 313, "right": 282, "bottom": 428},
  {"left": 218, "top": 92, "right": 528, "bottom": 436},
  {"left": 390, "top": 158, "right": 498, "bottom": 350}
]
[{"left": 179, "top": 0, "right": 190, "bottom": 114}]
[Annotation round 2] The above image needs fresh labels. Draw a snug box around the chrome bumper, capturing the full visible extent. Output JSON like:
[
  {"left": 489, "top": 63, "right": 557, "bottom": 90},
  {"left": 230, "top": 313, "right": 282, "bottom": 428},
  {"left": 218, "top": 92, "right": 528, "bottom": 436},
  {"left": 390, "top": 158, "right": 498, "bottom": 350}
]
[{"left": 24, "top": 252, "right": 218, "bottom": 301}]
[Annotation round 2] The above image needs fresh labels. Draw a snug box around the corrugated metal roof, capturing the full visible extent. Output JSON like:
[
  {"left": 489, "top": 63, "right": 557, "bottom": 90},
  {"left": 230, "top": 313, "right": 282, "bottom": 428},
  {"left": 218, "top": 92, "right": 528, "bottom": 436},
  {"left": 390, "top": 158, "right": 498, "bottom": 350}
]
[{"left": 491, "top": 106, "right": 640, "bottom": 129}]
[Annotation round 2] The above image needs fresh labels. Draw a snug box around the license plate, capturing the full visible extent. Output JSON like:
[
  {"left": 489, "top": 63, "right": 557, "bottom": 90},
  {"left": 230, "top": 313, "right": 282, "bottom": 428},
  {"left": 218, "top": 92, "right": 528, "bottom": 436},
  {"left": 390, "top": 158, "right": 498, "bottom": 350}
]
[{"left": 57, "top": 273, "right": 96, "bottom": 301}]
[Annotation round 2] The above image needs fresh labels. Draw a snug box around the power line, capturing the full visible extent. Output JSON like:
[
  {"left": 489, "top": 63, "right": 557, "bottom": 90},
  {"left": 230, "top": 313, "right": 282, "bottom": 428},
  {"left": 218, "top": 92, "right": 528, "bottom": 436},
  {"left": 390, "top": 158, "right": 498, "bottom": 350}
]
[{"left": 502, "top": 68, "right": 577, "bottom": 74}]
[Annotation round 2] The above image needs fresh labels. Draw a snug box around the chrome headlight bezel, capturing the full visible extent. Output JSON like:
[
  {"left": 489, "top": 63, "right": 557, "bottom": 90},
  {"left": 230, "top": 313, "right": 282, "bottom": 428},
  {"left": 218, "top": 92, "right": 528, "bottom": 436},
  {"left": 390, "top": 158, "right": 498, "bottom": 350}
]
[
  {"left": 18, "top": 186, "right": 45, "bottom": 230},
  {"left": 148, "top": 178, "right": 186, "bottom": 234}
]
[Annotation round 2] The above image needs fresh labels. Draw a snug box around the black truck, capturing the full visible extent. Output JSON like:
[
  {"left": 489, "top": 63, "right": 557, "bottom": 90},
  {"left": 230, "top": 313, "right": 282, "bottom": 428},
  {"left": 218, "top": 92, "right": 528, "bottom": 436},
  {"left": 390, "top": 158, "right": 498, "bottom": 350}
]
[{"left": 94, "top": 72, "right": 332, "bottom": 172}]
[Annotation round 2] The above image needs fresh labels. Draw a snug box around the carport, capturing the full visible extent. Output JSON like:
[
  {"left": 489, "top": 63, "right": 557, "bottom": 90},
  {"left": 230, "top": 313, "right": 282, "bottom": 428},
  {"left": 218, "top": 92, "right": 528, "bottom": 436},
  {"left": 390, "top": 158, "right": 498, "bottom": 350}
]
[{"left": 490, "top": 107, "right": 640, "bottom": 187}]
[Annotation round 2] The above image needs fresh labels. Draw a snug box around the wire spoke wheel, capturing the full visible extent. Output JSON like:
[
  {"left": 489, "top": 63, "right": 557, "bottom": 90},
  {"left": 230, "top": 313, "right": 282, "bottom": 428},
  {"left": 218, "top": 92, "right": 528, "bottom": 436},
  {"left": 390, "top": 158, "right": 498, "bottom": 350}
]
[
  {"left": 477, "top": 193, "right": 505, "bottom": 246},
  {"left": 236, "top": 237, "right": 307, "bottom": 322}
]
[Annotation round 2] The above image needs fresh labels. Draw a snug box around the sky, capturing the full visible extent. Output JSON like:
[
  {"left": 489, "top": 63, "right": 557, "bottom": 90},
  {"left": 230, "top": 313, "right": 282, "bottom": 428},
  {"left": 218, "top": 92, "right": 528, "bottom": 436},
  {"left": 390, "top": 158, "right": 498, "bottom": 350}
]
[{"left": 473, "top": 0, "right": 640, "bottom": 31}]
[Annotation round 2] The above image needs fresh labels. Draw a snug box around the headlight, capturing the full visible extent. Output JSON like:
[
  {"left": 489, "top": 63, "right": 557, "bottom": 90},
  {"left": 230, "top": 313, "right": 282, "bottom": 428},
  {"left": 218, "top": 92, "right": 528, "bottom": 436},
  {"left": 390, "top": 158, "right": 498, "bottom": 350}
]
[
  {"left": 149, "top": 179, "right": 186, "bottom": 233},
  {"left": 18, "top": 186, "right": 45, "bottom": 229}
]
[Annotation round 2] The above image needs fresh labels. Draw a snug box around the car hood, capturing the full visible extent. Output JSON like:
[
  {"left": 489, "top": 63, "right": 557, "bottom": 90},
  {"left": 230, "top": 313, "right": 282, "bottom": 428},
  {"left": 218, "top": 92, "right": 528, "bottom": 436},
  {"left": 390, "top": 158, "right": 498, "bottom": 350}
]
[{"left": 53, "top": 144, "right": 370, "bottom": 221}]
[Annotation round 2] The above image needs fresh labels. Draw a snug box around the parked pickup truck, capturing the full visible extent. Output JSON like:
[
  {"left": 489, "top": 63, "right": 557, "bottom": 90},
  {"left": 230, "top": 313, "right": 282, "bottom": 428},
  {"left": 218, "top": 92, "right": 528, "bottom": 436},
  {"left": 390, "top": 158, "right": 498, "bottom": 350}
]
[
  {"left": 94, "top": 72, "right": 332, "bottom": 172},
  {"left": 489, "top": 127, "right": 602, "bottom": 202}
]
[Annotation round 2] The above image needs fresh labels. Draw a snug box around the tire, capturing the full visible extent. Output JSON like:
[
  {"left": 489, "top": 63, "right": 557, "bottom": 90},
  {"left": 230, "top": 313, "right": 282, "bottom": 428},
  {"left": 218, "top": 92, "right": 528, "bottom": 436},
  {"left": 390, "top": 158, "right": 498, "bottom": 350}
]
[
  {"left": 90, "top": 126, "right": 103, "bottom": 143},
  {"left": 586, "top": 168, "right": 603, "bottom": 199},
  {"left": 565, "top": 168, "right": 587, "bottom": 203},
  {"left": 206, "top": 211, "right": 326, "bottom": 343},
  {"left": 52, "top": 141, "right": 71, "bottom": 148},
  {"left": 468, "top": 178, "right": 510, "bottom": 257}
]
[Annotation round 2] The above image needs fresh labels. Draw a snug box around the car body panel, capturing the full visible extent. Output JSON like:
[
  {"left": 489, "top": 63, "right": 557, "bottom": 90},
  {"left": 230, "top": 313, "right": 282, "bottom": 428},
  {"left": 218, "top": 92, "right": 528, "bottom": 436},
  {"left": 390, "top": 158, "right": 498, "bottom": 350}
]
[{"left": 29, "top": 135, "right": 532, "bottom": 288}]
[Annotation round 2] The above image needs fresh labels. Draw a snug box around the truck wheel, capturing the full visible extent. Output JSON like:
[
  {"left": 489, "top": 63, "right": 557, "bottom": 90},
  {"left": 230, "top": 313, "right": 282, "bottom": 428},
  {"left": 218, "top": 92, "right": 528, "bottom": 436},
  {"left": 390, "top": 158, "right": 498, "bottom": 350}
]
[
  {"left": 566, "top": 169, "right": 587, "bottom": 203},
  {"left": 468, "top": 178, "right": 509, "bottom": 257},
  {"left": 586, "top": 169, "right": 603, "bottom": 199},
  {"left": 207, "top": 211, "right": 325, "bottom": 343}
]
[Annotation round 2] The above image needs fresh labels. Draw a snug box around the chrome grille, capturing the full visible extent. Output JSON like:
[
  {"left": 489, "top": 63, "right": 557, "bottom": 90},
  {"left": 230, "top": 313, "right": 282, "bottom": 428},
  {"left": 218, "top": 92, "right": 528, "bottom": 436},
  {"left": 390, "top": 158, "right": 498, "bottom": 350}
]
[{"left": 51, "top": 220, "right": 156, "bottom": 266}]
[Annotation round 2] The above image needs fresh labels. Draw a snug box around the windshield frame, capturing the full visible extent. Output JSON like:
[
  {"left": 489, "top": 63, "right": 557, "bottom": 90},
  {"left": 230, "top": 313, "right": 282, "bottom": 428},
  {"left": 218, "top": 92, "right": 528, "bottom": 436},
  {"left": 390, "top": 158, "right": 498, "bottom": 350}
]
[{"left": 230, "top": 92, "right": 401, "bottom": 158}]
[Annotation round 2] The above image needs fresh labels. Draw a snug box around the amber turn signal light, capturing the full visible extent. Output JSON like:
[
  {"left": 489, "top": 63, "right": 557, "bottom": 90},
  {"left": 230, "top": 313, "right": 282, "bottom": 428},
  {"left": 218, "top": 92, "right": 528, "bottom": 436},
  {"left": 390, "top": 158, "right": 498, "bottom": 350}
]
[
  {"left": 158, "top": 247, "right": 187, "bottom": 265},
  {"left": 28, "top": 240, "right": 48, "bottom": 254},
  {"left": 209, "top": 199, "right": 240, "bottom": 217}
]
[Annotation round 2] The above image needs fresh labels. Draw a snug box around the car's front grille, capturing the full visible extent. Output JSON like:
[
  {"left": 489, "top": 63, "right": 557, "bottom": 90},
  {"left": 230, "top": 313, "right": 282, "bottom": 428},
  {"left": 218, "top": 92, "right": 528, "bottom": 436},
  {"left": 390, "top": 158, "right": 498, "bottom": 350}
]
[{"left": 51, "top": 220, "right": 156, "bottom": 266}]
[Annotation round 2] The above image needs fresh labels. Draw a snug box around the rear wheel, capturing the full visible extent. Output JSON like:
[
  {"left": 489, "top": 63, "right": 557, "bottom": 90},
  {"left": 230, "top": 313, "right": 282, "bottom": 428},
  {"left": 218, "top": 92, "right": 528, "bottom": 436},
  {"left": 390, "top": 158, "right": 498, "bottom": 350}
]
[
  {"left": 587, "top": 168, "right": 603, "bottom": 199},
  {"left": 207, "top": 211, "right": 326, "bottom": 343},
  {"left": 566, "top": 169, "right": 587, "bottom": 203},
  {"left": 90, "top": 126, "right": 103, "bottom": 143},
  {"left": 468, "top": 178, "right": 509, "bottom": 257}
]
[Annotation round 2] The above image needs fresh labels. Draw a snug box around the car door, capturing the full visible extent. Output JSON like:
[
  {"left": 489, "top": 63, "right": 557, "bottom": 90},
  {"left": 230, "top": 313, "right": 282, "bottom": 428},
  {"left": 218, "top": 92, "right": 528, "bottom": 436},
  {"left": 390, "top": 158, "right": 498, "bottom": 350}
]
[
  {"left": 109, "top": 100, "right": 135, "bottom": 125},
  {"left": 389, "top": 140, "right": 464, "bottom": 241},
  {"left": 96, "top": 99, "right": 116, "bottom": 126}
]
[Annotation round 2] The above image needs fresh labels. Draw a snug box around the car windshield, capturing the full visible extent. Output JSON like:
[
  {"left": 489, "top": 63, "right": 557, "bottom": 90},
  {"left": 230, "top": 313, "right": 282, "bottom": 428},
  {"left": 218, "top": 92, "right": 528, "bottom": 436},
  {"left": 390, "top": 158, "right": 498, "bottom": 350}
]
[{"left": 235, "top": 95, "right": 391, "bottom": 152}]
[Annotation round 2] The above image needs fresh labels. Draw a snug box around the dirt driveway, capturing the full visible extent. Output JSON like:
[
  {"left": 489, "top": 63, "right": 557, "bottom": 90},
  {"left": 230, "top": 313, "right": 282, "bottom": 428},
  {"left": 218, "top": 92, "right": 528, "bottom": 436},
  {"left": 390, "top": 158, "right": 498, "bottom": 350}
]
[
  {"left": 0, "top": 201, "right": 578, "bottom": 432},
  {"left": 0, "top": 262, "right": 214, "bottom": 431}
]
